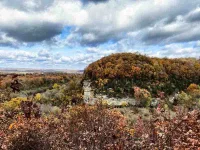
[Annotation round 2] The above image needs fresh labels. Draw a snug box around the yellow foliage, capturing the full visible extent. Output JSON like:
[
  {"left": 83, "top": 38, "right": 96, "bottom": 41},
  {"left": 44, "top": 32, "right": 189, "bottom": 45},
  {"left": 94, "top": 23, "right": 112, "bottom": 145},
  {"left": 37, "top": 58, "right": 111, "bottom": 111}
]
[
  {"left": 121, "top": 101, "right": 128, "bottom": 107},
  {"left": 34, "top": 93, "right": 42, "bottom": 101},
  {"left": 187, "top": 84, "right": 200, "bottom": 98},
  {"left": 102, "top": 100, "right": 108, "bottom": 106},
  {"left": 53, "top": 83, "right": 60, "bottom": 89},
  {"left": 96, "top": 78, "right": 109, "bottom": 87},
  {"left": 129, "top": 129, "right": 135, "bottom": 136},
  {"left": 187, "top": 83, "right": 199, "bottom": 92},
  {"left": 198, "top": 99, "right": 200, "bottom": 107},
  {"left": 8, "top": 123, "right": 16, "bottom": 130},
  {"left": 2, "top": 97, "right": 27, "bottom": 111}
]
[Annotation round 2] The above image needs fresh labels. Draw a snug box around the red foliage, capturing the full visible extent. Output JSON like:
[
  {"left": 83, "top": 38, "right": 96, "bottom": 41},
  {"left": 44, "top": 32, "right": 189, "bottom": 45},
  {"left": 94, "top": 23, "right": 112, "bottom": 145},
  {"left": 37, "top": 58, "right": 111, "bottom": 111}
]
[{"left": 1, "top": 105, "right": 200, "bottom": 150}]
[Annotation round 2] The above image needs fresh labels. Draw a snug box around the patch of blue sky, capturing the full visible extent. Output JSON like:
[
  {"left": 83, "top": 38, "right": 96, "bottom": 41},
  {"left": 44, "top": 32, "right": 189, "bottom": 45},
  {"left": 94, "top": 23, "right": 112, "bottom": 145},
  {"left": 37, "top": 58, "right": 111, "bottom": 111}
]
[
  {"left": 97, "top": 39, "right": 117, "bottom": 49},
  {"left": 54, "top": 45, "right": 85, "bottom": 56},
  {"left": 60, "top": 26, "right": 75, "bottom": 39}
]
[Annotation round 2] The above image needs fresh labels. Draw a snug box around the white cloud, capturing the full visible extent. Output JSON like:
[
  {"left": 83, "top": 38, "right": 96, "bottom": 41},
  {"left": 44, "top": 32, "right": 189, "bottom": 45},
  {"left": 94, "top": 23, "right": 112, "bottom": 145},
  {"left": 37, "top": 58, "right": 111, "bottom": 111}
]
[
  {"left": 24, "top": 0, "right": 39, "bottom": 9},
  {"left": 0, "top": 0, "right": 199, "bottom": 69},
  {"left": 145, "top": 43, "right": 200, "bottom": 58},
  {"left": 0, "top": 0, "right": 200, "bottom": 46},
  {"left": 0, "top": 32, "right": 20, "bottom": 47},
  {"left": 38, "top": 49, "right": 50, "bottom": 58},
  {"left": 86, "top": 47, "right": 99, "bottom": 53}
]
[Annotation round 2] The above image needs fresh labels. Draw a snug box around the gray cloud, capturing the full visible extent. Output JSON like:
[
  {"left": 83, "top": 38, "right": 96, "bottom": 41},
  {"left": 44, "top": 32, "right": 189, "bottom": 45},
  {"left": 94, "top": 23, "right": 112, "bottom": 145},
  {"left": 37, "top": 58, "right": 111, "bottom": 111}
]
[
  {"left": 1, "top": 0, "right": 200, "bottom": 48},
  {"left": 169, "top": 27, "right": 200, "bottom": 43},
  {"left": 0, "top": 0, "right": 86, "bottom": 46},
  {"left": 1, "top": 0, "right": 55, "bottom": 11},
  {"left": 158, "top": 44, "right": 200, "bottom": 58},
  {"left": 186, "top": 8, "right": 200, "bottom": 22},
  {"left": 140, "top": 29, "right": 178, "bottom": 45},
  {"left": 133, "top": 7, "right": 200, "bottom": 45},
  {"left": 3, "top": 22, "right": 63, "bottom": 42},
  {"left": 82, "top": 0, "right": 108, "bottom": 4},
  {"left": 76, "top": 0, "right": 200, "bottom": 46},
  {"left": 38, "top": 49, "right": 50, "bottom": 58},
  {"left": 79, "top": 30, "right": 123, "bottom": 46},
  {"left": 0, "top": 32, "right": 20, "bottom": 47}
]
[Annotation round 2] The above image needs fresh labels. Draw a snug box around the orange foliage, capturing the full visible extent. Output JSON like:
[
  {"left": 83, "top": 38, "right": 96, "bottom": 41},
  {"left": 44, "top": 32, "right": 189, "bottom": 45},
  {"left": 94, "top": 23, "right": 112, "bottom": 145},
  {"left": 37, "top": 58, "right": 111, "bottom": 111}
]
[{"left": 84, "top": 53, "right": 200, "bottom": 95}]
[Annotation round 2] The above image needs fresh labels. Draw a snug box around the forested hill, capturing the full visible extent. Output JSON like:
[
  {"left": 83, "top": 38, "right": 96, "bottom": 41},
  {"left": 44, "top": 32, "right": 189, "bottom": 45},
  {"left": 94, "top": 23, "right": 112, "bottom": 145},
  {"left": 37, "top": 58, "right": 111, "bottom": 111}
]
[{"left": 84, "top": 53, "right": 200, "bottom": 96}]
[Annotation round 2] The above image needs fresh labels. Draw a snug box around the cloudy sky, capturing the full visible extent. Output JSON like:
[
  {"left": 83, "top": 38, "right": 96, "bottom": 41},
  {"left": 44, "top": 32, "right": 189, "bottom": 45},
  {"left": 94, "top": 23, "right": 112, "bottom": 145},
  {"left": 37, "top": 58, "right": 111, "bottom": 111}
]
[{"left": 0, "top": 0, "right": 200, "bottom": 69}]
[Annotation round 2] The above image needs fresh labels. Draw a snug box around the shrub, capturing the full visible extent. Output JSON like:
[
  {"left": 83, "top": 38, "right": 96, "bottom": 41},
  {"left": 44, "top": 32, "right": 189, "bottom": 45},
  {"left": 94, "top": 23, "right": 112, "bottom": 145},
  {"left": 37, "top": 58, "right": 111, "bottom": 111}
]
[
  {"left": 187, "top": 83, "right": 199, "bottom": 92},
  {"left": 34, "top": 93, "right": 42, "bottom": 102},
  {"left": 40, "top": 104, "right": 61, "bottom": 115},
  {"left": 2, "top": 104, "right": 135, "bottom": 150},
  {"left": 187, "top": 83, "right": 200, "bottom": 99},
  {"left": 1, "top": 105, "right": 200, "bottom": 150},
  {"left": 0, "top": 89, "right": 11, "bottom": 103},
  {"left": 64, "top": 104, "right": 130, "bottom": 149},
  {"left": 133, "top": 86, "right": 152, "bottom": 107},
  {"left": 121, "top": 101, "right": 128, "bottom": 107},
  {"left": 2, "top": 118, "right": 51, "bottom": 150},
  {"left": 150, "top": 109, "right": 200, "bottom": 149},
  {"left": 2, "top": 97, "right": 27, "bottom": 112},
  {"left": 51, "top": 106, "right": 61, "bottom": 115},
  {"left": 101, "top": 99, "right": 108, "bottom": 106},
  {"left": 198, "top": 99, "right": 200, "bottom": 108},
  {"left": 52, "top": 83, "right": 60, "bottom": 89},
  {"left": 177, "top": 91, "right": 193, "bottom": 108}
]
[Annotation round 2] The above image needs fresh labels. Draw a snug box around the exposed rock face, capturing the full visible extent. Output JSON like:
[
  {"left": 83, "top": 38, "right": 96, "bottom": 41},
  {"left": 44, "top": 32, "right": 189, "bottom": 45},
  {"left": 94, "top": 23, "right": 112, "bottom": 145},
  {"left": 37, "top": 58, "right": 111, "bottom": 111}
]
[
  {"left": 90, "top": 94, "right": 136, "bottom": 106},
  {"left": 83, "top": 80, "right": 94, "bottom": 103},
  {"left": 169, "top": 96, "right": 175, "bottom": 104},
  {"left": 150, "top": 98, "right": 159, "bottom": 107},
  {"left": 169, "top": 92, "right": 179, "bottom": 104},
  {"left": 83, "top": 80, "right": 136, "bottom": 106}
]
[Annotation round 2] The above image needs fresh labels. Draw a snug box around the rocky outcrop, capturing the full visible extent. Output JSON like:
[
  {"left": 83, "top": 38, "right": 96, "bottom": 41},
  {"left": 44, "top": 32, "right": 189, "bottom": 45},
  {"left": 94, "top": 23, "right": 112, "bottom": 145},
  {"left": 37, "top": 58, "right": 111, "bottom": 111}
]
[
  {"left": 83, "top": 80, "right": 94, "bottom": 103},
  {"left": 83, "top": 80, "right": 136, "bottom": 106}
]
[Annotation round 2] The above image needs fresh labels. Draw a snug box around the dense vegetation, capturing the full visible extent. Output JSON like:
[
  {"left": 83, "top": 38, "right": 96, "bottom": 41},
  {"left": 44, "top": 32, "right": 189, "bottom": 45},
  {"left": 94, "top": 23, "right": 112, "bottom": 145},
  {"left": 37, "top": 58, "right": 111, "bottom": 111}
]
[
  {"left": 0, "top": 53, "right": 200, "bottom": 149},
  {"left": 0, "top": 73, "right": 80, "bottom": 91},
  {"left": 84, "top": 53, "right": 200, "bottom": 97},
  {"left": 0, "top": 73, "right": 83, "bottom": 104},
  {"left": 1, "top": 103, "right": 199, "bottom": 150}
]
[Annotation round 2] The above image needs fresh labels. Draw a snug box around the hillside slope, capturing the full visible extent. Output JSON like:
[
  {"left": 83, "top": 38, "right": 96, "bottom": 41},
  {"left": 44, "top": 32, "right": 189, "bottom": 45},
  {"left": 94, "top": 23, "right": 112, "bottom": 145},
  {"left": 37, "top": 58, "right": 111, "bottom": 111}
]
[{"left": 84, "top": 53, "right": 200, "bottom": 97}]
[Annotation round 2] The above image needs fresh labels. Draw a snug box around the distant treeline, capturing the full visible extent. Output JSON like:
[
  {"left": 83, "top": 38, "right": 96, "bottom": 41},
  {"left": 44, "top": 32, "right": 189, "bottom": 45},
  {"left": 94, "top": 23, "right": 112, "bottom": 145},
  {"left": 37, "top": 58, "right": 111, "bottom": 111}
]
[
  {"left": 0, "top": 73, "right": 82, "bottom": 90},
  {"left": 84, "top": 53, "right": 200, "bottom": 96}
]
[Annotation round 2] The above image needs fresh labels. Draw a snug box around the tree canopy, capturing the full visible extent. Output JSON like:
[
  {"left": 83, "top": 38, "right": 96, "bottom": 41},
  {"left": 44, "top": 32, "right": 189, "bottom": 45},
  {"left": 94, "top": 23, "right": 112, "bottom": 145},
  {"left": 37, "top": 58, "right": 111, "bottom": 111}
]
[{"left": 84, "top": 53, "right": 200, "bottom": 96}]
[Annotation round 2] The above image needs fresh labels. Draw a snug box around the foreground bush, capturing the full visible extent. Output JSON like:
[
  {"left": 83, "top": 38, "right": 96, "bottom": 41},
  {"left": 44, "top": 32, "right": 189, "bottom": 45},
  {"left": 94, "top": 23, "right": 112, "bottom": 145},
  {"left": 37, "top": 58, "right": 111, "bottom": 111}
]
[
  {"left": 1, "top": 104, "right": 200, "bottom": 150},
  {"left": 150, "top": 109, "right": 200, "bottom": 149},
  {"left": 1, "top": 104, "right": 134, "bottom": 150},
  {"left": 2, "top": 118, "right": 51, "bottom": 150}
]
